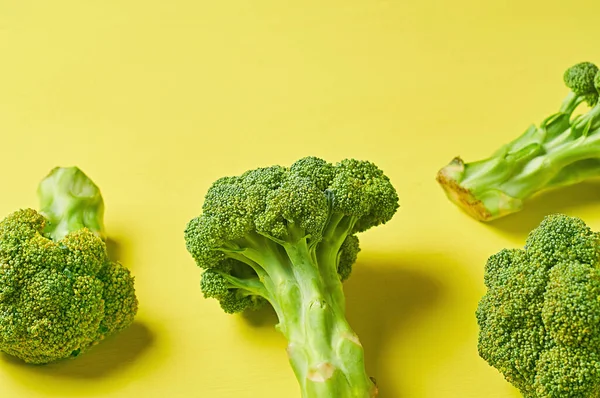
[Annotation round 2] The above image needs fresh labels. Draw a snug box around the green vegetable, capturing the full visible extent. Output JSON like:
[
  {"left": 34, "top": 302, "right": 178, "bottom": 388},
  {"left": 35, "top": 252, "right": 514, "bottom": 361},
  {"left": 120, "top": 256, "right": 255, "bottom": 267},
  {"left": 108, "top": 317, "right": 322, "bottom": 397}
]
[
  {"left": 0, "top": 167, "right": 138, "bottom": 364},
  {"left": 437, "top": 62, "right": 600, "bottom": 221},
  {"left": 476, "top": 214, "right": 600, "bottom": 397},
  {"left": 184, "top": 157, "right": 399, "bottom": 398}
]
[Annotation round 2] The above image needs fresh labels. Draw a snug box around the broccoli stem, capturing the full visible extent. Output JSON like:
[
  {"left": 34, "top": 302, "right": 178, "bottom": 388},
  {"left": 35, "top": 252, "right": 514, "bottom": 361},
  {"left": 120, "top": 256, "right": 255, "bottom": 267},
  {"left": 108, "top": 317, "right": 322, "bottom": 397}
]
[
  {"left": 499, "top": 130, "right": 600, "bottom": 197},
  {"left": 559, "top": 90, "right": 585, "bottom": 114},
  {"left": 270, "top": 237, "right": 377, "bottom": 398},
  {"left": 546, "top": 159, "right": 600, "bottom": 189},
  {"left": 219, "top": 225, "right": 377, "bottom": 397},
  {"left": 316, "top": 213, "right": 357, "bottom": 312},
  {"left": 437, "top": 119, "right": 600, "bottom": 221},
  {"left": 37, "top": 167, "right": 105, "bottom": 241}
]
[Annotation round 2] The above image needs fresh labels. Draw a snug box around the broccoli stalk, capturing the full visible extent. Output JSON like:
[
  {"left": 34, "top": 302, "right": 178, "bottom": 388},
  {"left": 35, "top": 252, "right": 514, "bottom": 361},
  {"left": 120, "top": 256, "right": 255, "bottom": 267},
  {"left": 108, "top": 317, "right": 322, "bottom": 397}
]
[
  {"left": 437, "top": 62, "right": 600, "bottom": 221},
  {"left": 38, "top": 167, "right": 106, "bottom": 241},
  {"left": 185, "top": 157, "right": 399, "bottom": 398},
  {"left": 225, "top": 227, "right": 372, "bottom": 397}
]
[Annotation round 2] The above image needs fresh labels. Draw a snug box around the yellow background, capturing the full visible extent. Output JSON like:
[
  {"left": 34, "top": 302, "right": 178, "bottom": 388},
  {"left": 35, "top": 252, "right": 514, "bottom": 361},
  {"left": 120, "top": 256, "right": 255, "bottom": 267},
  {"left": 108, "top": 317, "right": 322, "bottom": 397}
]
[{"left": 1, "top": 1, "right": 600, "bottom": 397}]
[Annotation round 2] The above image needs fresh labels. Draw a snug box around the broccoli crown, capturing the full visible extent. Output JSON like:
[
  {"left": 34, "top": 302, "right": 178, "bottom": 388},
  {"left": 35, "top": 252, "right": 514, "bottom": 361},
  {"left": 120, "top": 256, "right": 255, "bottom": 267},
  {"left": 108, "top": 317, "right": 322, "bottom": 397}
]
[
  {"left": 477, "top": 214, "right": 600, "bottom": 397},
  {"left": 0, "top": 209, "right": 137, "bottom": 364},
  {"left": 0, "top": 167, "right": 137, "bottom": 364},
  {"left": 185, "top": 156, "right": 398, "bottom": 313},
  {"left": 564, "top": 62, "right": 599, "bottom": 97}
]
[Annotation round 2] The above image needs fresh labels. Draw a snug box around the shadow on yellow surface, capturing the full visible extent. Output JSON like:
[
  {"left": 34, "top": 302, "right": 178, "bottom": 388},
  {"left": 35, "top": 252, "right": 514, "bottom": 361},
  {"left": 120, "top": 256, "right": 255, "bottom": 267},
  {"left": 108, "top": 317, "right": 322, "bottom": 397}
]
[
  {"left": 489, "top": 179, "right": 600, "bottom": 239},
  {"left": 345, "top": 255, "right": 448, "bottom": 398},
  {"left": 242, "top": 250, "right": 466, "bottom": 398},
  {"left": 1, "top": 321, "right": 154, "bottom": 394},
  {"left": 105, "top": 237, "right": 123, "bottom": 263},
  {"left": 241, "top": 301, "right": 279, "bottom": 328}
]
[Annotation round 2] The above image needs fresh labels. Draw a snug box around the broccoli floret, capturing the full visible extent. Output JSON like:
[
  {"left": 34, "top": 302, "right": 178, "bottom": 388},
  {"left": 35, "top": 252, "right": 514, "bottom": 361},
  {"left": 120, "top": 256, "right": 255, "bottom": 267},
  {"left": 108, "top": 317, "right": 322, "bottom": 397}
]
[
  {"left": 0, "top": 167, "right": 138, "bottom": 364},
  {"left": 185, "top": 157, "right": 399, "bottom": 398},
  {"left": 437, "top": 62, "right": 600, "bottom": 221},
  {"left": 476, "top": 214, "right": 600, "bottom": 397},
  {"left": 564, "top": 62, "right": 599, "bottom": 106}
]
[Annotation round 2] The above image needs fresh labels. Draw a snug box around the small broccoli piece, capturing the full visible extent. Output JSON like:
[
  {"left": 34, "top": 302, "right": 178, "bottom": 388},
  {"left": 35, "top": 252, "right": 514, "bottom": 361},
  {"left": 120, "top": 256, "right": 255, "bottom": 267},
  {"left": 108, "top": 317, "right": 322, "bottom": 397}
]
[
  {"left": 0, "top": 167, "right": 138, "bottom": 364},
  {"left": 564, "top": 62, "right": 599, "bottom": 106},
  {"left": 476, "top": 214, "right": 600, "bottom": 397},
  {"left": 437, "top": 61, "right": 600, "bottom": 221},
  {"left": 185, "top": 157, "right": 398, "bottom": 398}
]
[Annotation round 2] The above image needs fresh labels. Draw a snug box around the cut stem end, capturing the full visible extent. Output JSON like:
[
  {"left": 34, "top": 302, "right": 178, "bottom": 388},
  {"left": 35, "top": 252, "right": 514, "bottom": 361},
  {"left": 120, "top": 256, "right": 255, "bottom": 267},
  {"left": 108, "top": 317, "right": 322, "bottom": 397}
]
[{"left": 436, "top": 158, "right": 523, "bottom": 221}]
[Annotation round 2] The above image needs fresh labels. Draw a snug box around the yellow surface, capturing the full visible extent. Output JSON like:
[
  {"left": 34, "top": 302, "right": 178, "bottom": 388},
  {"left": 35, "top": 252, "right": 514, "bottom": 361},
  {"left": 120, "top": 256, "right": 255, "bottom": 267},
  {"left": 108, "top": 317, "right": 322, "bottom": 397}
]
[{"left": 1, "top": 1, "right": 600, "bottom": 397}]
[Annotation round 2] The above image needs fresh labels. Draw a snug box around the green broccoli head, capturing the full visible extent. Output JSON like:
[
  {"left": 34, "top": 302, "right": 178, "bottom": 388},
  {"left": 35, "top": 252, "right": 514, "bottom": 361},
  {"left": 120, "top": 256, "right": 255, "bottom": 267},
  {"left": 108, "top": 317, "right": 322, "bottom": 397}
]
[
  {"left": 185, "top": 157, "right": 398, "bottom": 397},
  {"left": 0, "top": 168, "right": 137, "bottom": 364},
  {"left": 338, "top": 234, "right": 360, "bottom": 282},
  {"left": 185, "top": 156, "right": 398, "bottom": 313},
  {"left": 477, "top": 214, "right": 600, "bottom": 397},
  {"left": 199, "top": 259, "right": 267, "bottom": 314},
  {"left": 564, "top": 62, "right": 599, "bottom": 97}
]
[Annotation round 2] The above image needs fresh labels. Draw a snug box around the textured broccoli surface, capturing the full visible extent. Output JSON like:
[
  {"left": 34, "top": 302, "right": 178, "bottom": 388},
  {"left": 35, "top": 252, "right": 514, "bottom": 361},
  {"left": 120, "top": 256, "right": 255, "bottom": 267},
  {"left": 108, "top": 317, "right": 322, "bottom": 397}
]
[
  {"left": 0, "top": 167, "right": 138, "bottom": 364},
  {"left": 185, "top": 157, "right": 399, "bottom": 398},
  {"left": 477, "top": 214, "right": 600, "bottom": 397},
  {"left": 437, "top": 62, "right": 600, "bottom": 221}
]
